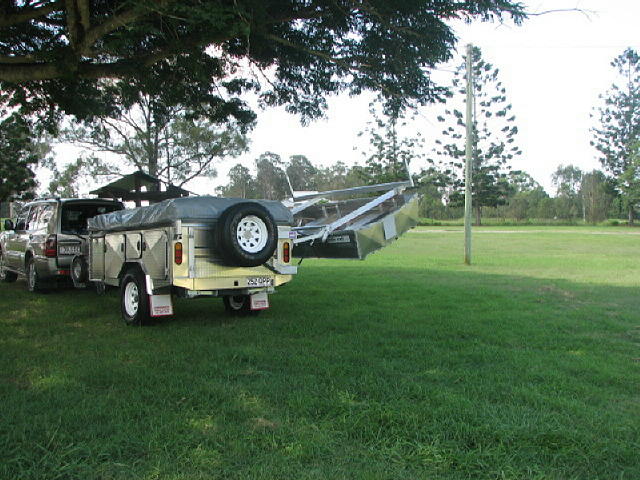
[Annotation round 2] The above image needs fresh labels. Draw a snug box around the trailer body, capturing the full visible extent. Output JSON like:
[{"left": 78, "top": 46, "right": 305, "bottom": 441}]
[{"left": 84, "top": 197, "right": 296, "bottom": 324}]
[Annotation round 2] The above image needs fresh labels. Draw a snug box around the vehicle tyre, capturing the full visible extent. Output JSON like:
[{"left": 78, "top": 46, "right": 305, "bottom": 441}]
[
  {"left": 217, "top": 203, "right": 278, "bottom": 267},
  {"left": 0, "top": 252, "right": 17, "bottom": 283},
  {"left": 120, "top": 269, "right": 150, "bottom": 326},
  {"left": 71, "top": 255, "right": 89, "bottom": 287},
  {"left": 95, "top": 281, "right": 106, "bottom": 296},
  {"left": 223, "top": 295, "right": 259, "bottom": 317},
  {"left": 26, "top": 257, "right": 46, "bottom": 293}
]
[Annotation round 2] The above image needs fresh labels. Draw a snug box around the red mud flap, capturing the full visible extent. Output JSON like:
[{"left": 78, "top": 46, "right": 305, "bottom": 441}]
[
  {"left": 150, "top": 294, "right": 174, "bottom": 317},
  {"left": 250, "top": 292, "right": 269, "bottom": 311}
]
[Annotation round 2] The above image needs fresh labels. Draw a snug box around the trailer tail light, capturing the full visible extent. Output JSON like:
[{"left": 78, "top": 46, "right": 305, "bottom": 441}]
[
  {"left": 174, "top": 242, "right": 183, "bottom": 265},
  {"left": 44, "top": 235, "right": 57, "bottom": 257},
  {"left": 282, "top": 241, "right": 290, "bottom": 263}
]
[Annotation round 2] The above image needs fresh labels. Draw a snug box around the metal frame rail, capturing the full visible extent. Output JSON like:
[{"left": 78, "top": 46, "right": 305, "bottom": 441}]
[{"left": 290, "top": 181, "right": 412, "bottom": 245}]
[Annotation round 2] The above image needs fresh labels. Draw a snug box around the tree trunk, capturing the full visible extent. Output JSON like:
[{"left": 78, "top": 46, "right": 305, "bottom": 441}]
[
  {"left": 475, "top": 206, "right": 482, "bottom": 226},
  {"left": 628, "top": 205, "right": 635, "bottom": 225}
]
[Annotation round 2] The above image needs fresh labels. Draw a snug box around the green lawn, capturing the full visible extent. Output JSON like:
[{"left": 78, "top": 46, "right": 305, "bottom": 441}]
[{"left": 1, "top": 227, "right": 638, "bottom": 479}]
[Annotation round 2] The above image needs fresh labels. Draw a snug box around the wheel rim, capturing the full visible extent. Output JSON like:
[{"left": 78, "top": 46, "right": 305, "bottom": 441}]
[
  {"left": 236, "top": 215, "right": 268, "bottom": 253},
  {"left": 124, "top": 281, "right": 139, "bottom": 317},
  {"left": 73, "top": 260, "right": 82, "bottom": 281},
  {"left": 28, "top": 262, "right": 36, "bottom": 289},
  {"left": 228, "top": 295, "right": 245, "bottom": 310}
]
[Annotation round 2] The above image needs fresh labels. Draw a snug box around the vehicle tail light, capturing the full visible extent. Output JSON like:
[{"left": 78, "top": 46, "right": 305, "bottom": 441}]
[
  {"left": 174, "top": 242, "right": 183, "bottom": 265},
  {"left": 282, "top": 242, "right": 290, "bottom": 263},
  {"left": 44, "top": 235, "right": 57, "bottom": 258}
]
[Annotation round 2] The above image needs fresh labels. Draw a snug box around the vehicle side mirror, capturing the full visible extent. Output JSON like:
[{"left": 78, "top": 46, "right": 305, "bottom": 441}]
[
  {"left": 15, "top": 220, "right": 25, "bottom": 231},
  {"left": 4, "top": 219, "right": 14, "bottom": 231}
]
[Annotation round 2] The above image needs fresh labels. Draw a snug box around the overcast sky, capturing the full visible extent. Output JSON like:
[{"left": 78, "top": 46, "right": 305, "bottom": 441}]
[{"left": 49, "top": 0, "right": 640, "bottom": 196}]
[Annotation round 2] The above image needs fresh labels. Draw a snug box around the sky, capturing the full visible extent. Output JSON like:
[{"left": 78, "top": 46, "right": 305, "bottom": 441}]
[{"left": 47, "top": 0, "right": 640, "bottom": 196}]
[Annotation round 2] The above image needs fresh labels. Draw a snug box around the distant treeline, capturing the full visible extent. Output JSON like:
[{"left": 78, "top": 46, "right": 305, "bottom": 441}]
[{"left": 217, "top": 153, "right": 624, "bottom": 225}]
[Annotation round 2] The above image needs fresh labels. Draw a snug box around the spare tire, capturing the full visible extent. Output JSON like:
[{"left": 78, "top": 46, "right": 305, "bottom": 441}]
[{"left": 217, "top": 202, "right": 278, "bottom": 267}]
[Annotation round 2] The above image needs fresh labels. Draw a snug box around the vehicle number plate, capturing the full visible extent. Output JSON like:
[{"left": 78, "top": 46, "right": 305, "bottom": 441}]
[
  {"left": 59, "top": 245, "right": 82, "bottom": 255},
  {"left": 247, "top": 276, "right": 273, "bottom": 287}
]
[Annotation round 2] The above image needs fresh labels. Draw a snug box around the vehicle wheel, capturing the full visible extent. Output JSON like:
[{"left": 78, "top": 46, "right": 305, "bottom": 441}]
[
  {"left": 120, "top": 269, "right": 150, "bottom": 326},
  {"left": 95, "top": 281, "right": 106, "bottom": 296},
  {"left": 0, "top": 252, "right": 17, "bottom": 283},
  {"left": 26, "top": 257, "right": 46, "bottom": 293},
  {"left": 71, "top": 256, "right": 88, "bottom": 288},
  {"left": 217, "top": 203, "right": 278, "bottom": 267},
  {"left": 223, "top": 295, "right": 259, "bottom": 317}
]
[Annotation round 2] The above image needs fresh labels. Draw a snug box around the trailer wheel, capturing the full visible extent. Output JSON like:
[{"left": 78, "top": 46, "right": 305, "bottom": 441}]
[
  {"left": 218, "top": 203, "right": 278, "bottom": 267},
  {"left": 95, "top": 281, "right": 106, "bottom": 296},
  {"left": 223, "top": 295, "right": 259, "bottom": 316},
  {"left": 120, "top": 269, "right": 150, "bottom": 326}
]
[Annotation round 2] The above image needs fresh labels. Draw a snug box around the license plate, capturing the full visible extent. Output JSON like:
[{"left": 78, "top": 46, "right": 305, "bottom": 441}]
[
  {"left": 247, "top": 276, "right": 274, "bottom": 287},
  {"left": 59, "top": 245, "right": 81, "bottom": 255}
]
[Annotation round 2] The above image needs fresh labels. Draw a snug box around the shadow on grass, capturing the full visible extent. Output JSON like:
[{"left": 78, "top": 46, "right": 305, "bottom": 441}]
[{"left": 0, "top": 266, "right": 638, "bottom": 479}]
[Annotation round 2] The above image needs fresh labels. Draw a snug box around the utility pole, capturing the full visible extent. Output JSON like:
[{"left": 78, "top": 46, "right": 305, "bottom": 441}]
[{"left": 464, "top": 43, "right": 474, "bottom": 265}]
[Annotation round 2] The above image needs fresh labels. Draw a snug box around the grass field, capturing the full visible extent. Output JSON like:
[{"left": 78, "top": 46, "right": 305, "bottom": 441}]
[{"left": 1, "top": 226, "right": 639, "bottom": 479}]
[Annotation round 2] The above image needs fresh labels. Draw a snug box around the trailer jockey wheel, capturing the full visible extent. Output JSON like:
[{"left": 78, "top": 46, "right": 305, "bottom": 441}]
[
  {"left": 120, "top": 269, "right": 150, "bottom": 326},
  {"left": 218, "top": 203, "right": 278, "bottom": 267},
  {"left": 71, "top": 256, "right": 88, "bottom": 288},
  {"left": 223, "top": 295, "right": 259, "bottom": 316}
]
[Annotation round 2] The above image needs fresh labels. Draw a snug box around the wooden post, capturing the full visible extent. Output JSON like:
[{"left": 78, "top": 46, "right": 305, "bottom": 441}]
[{"left": 464, "top": 44, "right": 474, "bottom": 265}]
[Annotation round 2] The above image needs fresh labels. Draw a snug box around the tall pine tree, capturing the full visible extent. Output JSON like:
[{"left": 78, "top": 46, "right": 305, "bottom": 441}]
[
  {"left": 430, "top": 46, "right": 522, "bottom": 225},
  {"left": 591, "top": 48, "right": 640, "bottom": 224}
]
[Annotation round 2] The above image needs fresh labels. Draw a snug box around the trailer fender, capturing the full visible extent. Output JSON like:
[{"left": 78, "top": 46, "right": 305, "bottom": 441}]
[{"left": 117, "top": 260, "right": 148, "bottom": 279}]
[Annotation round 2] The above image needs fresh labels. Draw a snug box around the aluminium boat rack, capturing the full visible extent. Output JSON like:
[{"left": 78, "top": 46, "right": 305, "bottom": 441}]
[{"left": 287, "top": 181, "right": 420, "bottom": 260}]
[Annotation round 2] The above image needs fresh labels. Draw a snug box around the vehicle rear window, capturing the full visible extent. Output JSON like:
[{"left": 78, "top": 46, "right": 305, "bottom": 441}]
[{"left": 61, "top": 204, "right": 121, "bottom": 235}]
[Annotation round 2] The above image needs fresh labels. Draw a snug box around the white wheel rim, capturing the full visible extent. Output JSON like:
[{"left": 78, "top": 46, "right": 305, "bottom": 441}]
[
  {"left": 124, "top": 281, "right": 139, "bottom": 317},
  {"left": 28, "top": 263, "right": 36, "bottom": 289},
  {"left": 73, "top": 261, "right": 82, "bottom": 280},
  {"left": 236, "top": 215, "right": 268, "bottom": 253}
]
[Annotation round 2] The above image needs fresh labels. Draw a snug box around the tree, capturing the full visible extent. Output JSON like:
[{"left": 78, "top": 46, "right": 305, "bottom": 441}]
[
  {"left": 216, "top": 155, "right": 365, "bottom": 199},
  {"left": 64, "top": 94, "right": 248, "bottom": 187},
  {"left": 41, "top": 157, "right": 86, "bottom": 198},
  {"left": 286, "top": 155, "right": 318, "bottom": 192},
  {"left": 508, "top": 170, "right": 541, "bottom": 192},
  {"left": 254, "top": 153, "right": 289, "bottom": 200},
  {"left": 580, "top": 169, "right": 613, "bottom": 224},
  {"left": 314, "top": 161, "right": 364, "bottom": 191},
  {"left": 430, "top": 46, "right": 522, "bottom": 225},
  {"left": 0, "top": 1, "right": 525, "bottom": 127},
  {"left": 591, "top": 48, "right": 640, "bottom": 224},
  {"left": 552, "top": 164, "right": 583, "bottom": 220},
  {"left": 507, "top": 187, "right": 549, "bottom": 222},
  {"left": 357, "top": 104, "right": 422, "bottom": 185},
  {"left": 216, "top": 164, "right": 256, "bottom": 199},
  {"left": 0, "top": 113, "right": 42, "bottom": 200}
]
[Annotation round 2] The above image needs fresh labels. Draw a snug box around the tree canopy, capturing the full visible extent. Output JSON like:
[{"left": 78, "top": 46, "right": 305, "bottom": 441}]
[
  {"left": 63, "top": 93, "right": 248, "bottom": 187},
  {"left": 429, "top": 46, "right": 522, "bottom": 225},
  {"left": 0, "top": 113, "right": 44, "bottom": 201},
  {"left": 591, "top": 48, "right": 640, "bottom": 223},
  {"left": 357, "top": 104, "right": 422, "bottom": 185},
  {"left": 1, "top": 0, "right": 525, "bottom": 127}
]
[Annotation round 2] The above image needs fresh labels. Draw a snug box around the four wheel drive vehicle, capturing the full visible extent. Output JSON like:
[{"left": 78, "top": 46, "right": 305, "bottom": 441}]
[
  {"left": 78, "top": 197, "right": 298, "bottom": 325},
  {"left": 0, "top": 198, "right": 124, "bottom": 290}
]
